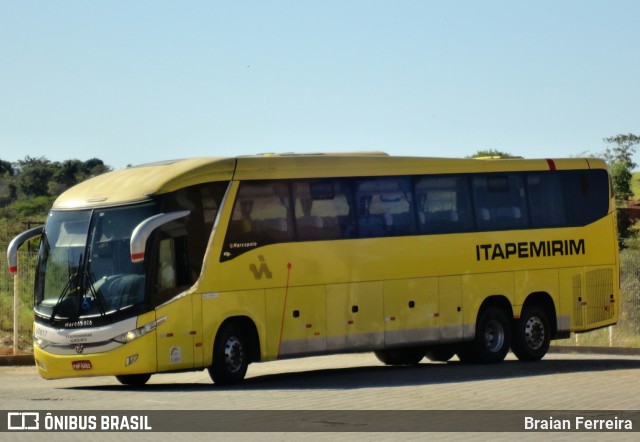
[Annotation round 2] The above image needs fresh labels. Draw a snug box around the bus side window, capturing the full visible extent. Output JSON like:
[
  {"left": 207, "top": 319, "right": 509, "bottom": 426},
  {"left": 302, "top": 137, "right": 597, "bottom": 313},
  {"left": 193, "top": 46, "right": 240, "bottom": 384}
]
[
  {"left": 160, "top": 182, "right": 227, "bottom": 278},
  {"left": 293, "top": 179, "right": 355, "bottom": 240},
  {"left": 561, "top": 170, "right": 609, "bottom": 226},
  {"left": 527, "top": 173, "right": 567, "bottom": 227},
  {"left": 226, "top": 181, "right": 293, "bottom": 249},
  {"left": 355, "top": 177, "right": 415, "bottom": 238},
  {"left": 415, "top": 175, "right": 473, "bottom": 234},
  {"left": 472, "top": 174, "right": 529, "bottom": 231}
]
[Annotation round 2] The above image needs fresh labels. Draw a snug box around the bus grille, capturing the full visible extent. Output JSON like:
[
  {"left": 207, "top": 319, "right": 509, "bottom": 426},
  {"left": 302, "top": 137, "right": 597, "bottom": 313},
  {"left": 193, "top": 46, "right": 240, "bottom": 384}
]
[
  {"left": 572, "top": 274, "right": 583, "bottom": 327},
  {"left": 584, "top": 268, "right": 614, "bottom": 324},
  {"left": 572, "top": 268, "right": 615, "bottom": 329}
]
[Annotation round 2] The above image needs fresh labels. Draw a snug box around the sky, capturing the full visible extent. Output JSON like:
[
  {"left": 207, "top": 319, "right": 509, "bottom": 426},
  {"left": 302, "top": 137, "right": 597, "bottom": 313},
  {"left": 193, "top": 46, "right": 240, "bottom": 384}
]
[{"left": 1, "top": 0, "right": 639, "bottom": 171}]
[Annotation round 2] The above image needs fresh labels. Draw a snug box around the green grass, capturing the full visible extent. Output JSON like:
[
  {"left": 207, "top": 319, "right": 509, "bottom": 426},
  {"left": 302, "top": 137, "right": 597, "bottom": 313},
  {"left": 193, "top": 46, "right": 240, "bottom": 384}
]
[{"left": 554, "top": 328, "right": 640, "bottom": 348}]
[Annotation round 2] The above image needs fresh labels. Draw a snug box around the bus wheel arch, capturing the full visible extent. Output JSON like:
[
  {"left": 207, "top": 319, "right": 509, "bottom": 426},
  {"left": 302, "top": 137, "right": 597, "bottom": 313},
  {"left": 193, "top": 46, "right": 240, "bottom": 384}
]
[
  {"left": 458, "top": 296, "right": 512, "bottom": 364},
  {"left": 511, "top": 293, "right": 555, "bottom": 361},
  {"left": 208, "top": 316, "right": 260, "bottom": 385}
]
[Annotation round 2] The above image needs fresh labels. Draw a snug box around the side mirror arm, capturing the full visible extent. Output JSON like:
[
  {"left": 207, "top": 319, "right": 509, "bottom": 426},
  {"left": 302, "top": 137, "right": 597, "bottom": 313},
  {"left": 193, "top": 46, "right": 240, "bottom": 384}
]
[
  {"left": 130, "top": 211, "right": 190, "bottom": 263},
  {"left": 7, "top": 226, "right": 44, "bottom": 273}
]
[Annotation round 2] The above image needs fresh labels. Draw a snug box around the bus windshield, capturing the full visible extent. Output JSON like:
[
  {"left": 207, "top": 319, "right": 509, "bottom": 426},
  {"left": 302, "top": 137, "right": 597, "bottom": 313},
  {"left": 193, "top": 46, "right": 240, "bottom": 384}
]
[{"left": 35, "top": 203, "right": 156, "bottom": 324}]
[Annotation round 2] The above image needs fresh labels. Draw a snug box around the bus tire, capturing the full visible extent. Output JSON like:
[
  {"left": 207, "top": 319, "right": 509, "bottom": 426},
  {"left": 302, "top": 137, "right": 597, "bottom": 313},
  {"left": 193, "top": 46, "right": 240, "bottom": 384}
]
[
  {"left": 424, "top": 346, "right": 455, "bottom": 362},
  {"left": 458, "top": 307, "right": 510, "bottom": 364},
  {"left": 115, "top": 374, "right": 151, "bottom": 386},
  {"left": 374, "top": 347, "right": 425, "bottom": 366},
  {"left": 511, "top": 306, "right": 551, "bottom": 361},
  {"left": 208, "top": 323, "right": 250, "bottom": 385}
]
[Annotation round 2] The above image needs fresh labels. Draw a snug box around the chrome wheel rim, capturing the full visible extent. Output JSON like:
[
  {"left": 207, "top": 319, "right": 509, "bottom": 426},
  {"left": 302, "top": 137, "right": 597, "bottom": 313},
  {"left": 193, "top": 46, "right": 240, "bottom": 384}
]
[
  {"left": 224, "top": 336, "right": 245, "bottom": 374},
  {"left": 484, "top": 319, "right": 505, "bottom": 353},
  {"left": 524, "top": 316, "right": 545, "bottom": 350}
]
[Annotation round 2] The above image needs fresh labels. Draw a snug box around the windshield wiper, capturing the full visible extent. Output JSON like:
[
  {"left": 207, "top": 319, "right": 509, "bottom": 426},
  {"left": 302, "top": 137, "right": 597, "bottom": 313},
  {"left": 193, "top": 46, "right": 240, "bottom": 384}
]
[
  {"left": 49, "top": 254, "right": 82, "bottom": 324},
  {"left": 83, "top": 271, "right": 108, "bottom": 319}
]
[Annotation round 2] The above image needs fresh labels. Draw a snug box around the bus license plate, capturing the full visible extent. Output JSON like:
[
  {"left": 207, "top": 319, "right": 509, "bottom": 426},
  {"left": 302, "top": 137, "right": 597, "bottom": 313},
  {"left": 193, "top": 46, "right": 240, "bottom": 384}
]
[{"left": 72, "top": 360, "right": 92, "bottom": 370}]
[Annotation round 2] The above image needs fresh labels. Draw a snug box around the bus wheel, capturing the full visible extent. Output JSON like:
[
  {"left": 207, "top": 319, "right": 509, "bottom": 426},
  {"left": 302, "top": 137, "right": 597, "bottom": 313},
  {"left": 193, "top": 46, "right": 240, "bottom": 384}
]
[
  {"left": 458, "top": 307, "right": 510, "bottom": 364},
  {"left": 115, "top": 374, "right": 151, "bottom": 386},
  {"left": 374, "top": 347, "right": 425, "bottom": 366},
  {"left": 424, "top": 346, "right": 455, "bottom": 362},
  {"left": 208, "top": 324, "right": 249, "bottom": 385},
  {"left": 511, "top": 306, "right": 551, "bottom": 361}
]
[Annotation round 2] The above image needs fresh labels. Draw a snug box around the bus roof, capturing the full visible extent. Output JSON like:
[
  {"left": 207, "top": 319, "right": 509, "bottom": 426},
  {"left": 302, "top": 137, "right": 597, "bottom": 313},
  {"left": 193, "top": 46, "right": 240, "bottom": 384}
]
[
  {"left": 52, "top": 153, "right": 608, "bottom": 209},
  {"left": 53, "top": 157, "right": 236, "bottom": 209}
]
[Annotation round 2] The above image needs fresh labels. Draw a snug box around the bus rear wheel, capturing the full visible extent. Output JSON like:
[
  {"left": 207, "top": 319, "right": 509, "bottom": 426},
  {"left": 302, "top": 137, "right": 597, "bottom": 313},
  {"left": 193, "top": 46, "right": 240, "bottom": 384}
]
[
  {"left": 457, "top": 307, "right": 510, "bottom": 364},
  {"left": 208, "top": 323, "right": 250, "bottom": 385},
  {"left": 511, "top": 306, "right": 551, "bottom": 361},
  {"left": 375, "top": 347, "right": 425, "bottom": 365},
  {"left": 115, "top": 374, "right": 151, "bottom": 386}
]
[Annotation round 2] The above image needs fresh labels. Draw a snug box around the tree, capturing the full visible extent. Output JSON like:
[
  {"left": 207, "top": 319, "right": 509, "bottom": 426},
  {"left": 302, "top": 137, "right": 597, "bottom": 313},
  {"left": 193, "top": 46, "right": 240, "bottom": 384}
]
[
  {"left": 0, "top": 159, "right": 14, "bottom": 176},
  {"left": 0, "top": 156, "right": 112, "bottom": 247},
  {"left": 51, "top": 159, "right": 83, "bottom": 192},
  {"left": 16, "top": 156, "right": 55, "bottom": 197},
  {"left": 468, "top": 149, "right": 518, "bottom": 158},
  {"left": 603, "top": 133, "right": 640, "bottom": 203},
  {"left": 0, "top": 159, "right": 16, "bottom": 201},
  {"left": 12, "top": 156, "right": 112, "bottom": 197},
  {"left": 603, "top": 133, "right": 640, "bottom": 249},
  {"left": 82, "top": 158, "right": 110, "bottom": 177}
]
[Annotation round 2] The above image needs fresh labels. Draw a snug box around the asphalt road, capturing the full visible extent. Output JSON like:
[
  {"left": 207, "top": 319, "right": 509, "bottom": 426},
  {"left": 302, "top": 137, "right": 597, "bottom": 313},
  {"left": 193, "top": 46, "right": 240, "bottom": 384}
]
[{"left": 1, "top": 352, "right": 639, "bottom": 441}]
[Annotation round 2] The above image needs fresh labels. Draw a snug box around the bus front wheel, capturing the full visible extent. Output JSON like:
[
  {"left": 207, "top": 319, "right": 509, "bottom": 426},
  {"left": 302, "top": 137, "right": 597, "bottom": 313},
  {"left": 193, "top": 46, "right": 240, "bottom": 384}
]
[
  {"left": 208, "top": 323, "right": 250, "bottom": 385},
  {"left": 115, "top": 374, "right": 151, "bottom": 386},
  {"left": 511, "top": 306, "right": 551, "bottom": 361},
  {"left": 458, "top": 307, "right": 510, "bottom": 364}
]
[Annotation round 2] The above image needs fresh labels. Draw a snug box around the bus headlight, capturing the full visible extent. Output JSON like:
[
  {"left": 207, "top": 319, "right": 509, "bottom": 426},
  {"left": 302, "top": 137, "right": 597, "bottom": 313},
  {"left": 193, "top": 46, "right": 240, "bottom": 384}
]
[
  {"left": 34, "top": 337, "right": 51, "bottom": 349},
  {"left": 112, "top": 315, "right": 167, "bottom": 344}
]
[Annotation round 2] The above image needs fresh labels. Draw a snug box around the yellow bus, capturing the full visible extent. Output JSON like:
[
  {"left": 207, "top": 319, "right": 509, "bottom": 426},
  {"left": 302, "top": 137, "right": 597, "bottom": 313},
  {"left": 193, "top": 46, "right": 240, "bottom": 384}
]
[{"left": 7, "top": 154, "right": 619, "bottom": 385}]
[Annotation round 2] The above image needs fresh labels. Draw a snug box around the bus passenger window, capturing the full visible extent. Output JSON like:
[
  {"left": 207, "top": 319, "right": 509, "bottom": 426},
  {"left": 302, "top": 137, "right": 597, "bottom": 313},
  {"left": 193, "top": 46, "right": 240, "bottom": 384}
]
[
  {"left": 415, "top": 175, "right": 473, "bottom": 234},
  {"left": 472, "top": 174, "right": 529, "bottom": 231},
  {"left": 293, "top": 180, "right": 354, "bottom": 241},
  {"left": 224, "top": 181, "right": 293, "bottom": 258},
  {"left": 355, "top": 177, "right": 415, "bottom": 238},
  {"left": 527, "top": 173, "right": 567, "bottom": 227},
  {"left": 561, "top": 170, "right": 609, "bottom": 226}
]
